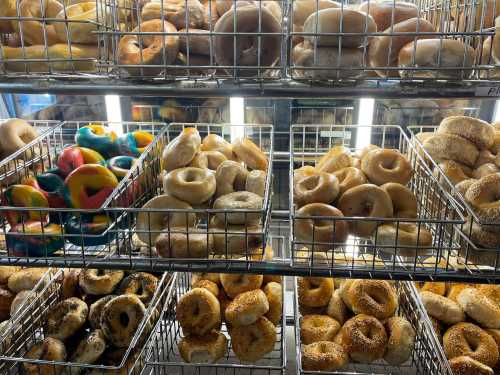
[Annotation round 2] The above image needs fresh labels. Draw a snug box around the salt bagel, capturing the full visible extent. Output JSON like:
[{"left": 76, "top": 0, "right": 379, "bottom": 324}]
[
  {"left": 333, "top": 167, "right": 367, "bottom": 196},
  {"left": 420, "top": 291, "right": 465, "bottom": 324},
  {"left": 55, "top": 2, "right": 107, "bottom": 44},
  {"left": 293, "top": 171, "right": 340, "bottom": 206},
  {"left": 398, "top": 39, "right": 475, "bottom": 79},
  {"left": 232, "top": 138, "right": 268, "bottom": 171},
  {"left": 136, "top": 194, "right": 197, "bottom": 246},
  {"left": 214, "top": 2, "right": 281, "bottom": 77},
  {"left": 162, "top": 128, "right": 201, "bottom": 171},
  {"left": 13, "top": 0, "right": 64, "bottom": 46},
  {"left": 189, "top": 150, "right": 227, "bottom": 170},
  {"left": 300, "top": 314, "right": 341, "bottom": 344},
  {"left": 215, "top": 160, "right": 248, "bottom": 197},
  {"left": 164, "top": 167, "right": 216, "bottom": 205},
  {"left": 118, "top": 19, "right": 179, "bottom": 76},
  {"left": 0, "top": 119, "right": 38, "bottom": 159},
  {"left": 375, "top": 223, "right": 433, "bottom": 256},
  {"left": 316, "top": 146, "right": 352, "bottom": 173},
  {"left": 368, "top": 18, "right": 435, "bottom": 77},
  {"left": 342, "top": 279, "right": 398, "bottom": 319},
  {"left": 23, "top": 337, "right": 67, "bottom": 375},
  {"left": 155, "top": 229, "right": 214, "bottom": 258},
  {"left": 449, "top": 356, "right": 494, "bottom": 375},
  {"left": 444, "top": 322, "right": 499, "bottom": 368},
  {"left": 456, "top": 288, "right": 500, "bottom": 329},
  {"left": 70, "top": 329, "right": 106, "bottom": 370},
  {"left": 337, "top": 184, "right": 393, "bottom": 237},
  {"left": 220, "top": 273, "right": 263, "bottom": 298},
  {"left": 384, "top": 316, "right": 416, "bottom": 365},
  {"left": 79, "top": 269, "right": 124, "bottom": 295},
  {"left": 380, "top": 182, "right": 417, "bottom": 218},
  {"left": 178, "top": 331, "right": 228, "bottom": 363},
  {"left": 465, "top": 174, "right": 500, "bottom": 226},
  {"left": 295, "top": 203, "right": 349, "bottom": 249},
  {"left": 45, "top": 297, "right": 88, "bottom": 340},
  {"left": 361, "top": 148, "right": 413, "bottom": 185},
  {"left": 246, "top": 170, "right": 267, "bottom": 197},
  {"left": 358, "top": 1, "right": 418, "bottom": 32},
  {"left": 423, "top": 133, "right": 479, "bottom": 167},
  {"left": 298, "top": 277, "right": 333, "bottom": 307},
  {"left": 336, "top": 314, "right": 388, "bottom": 363},
  {"left": 141, "top": 0, "right": 205, "bottom": 29},
  {"left": 225, "top": 289, "right": 269, "bottom": 326},
  {"left": 213, "top": 191, "right": 262, "bottom": 224},
  {"left": 438, "top": 116, "right": 494, "bottom": 150},
  {"left": 303, "top": 8, "right": 377, "bottom": 47}
]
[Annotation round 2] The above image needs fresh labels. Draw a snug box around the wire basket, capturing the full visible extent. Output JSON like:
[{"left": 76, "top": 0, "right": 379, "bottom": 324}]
[
  {"left": 106, "top": 122, "right": 274, "bottom": 269},
  {"left": 0, "top": 0, "right": 113, "bottom": 78},
  {"left": 0, "top": 270, "right": 174, "bottom": 375},
  {"left": 107, "top": 0, "right": 287, "bottom": 81},
  {"left": 408, "top": 125, "right": 500, "bottom": 281},
  {"left": 294, "top": 278, "right": 451, "bottom": 375},
  {"left": 142, "top": 271, "right": 286, "bottom": 375},
  {"left": 288, "top": 0, "right": 499, "bottom": 83},
  {"left": 0, "top": 120, "right": 166, "bottom": 267},
  {"left": 290, "top": 124, "right": 471, "bottom": 280}
]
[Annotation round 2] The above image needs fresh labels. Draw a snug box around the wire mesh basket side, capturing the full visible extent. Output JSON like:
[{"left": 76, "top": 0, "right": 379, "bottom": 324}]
[
  {"left": 290, "top": 124, "right": 467, "bottom": 279},
  {"left": 0, "top": 271, "right": 173, "bottom": 374},
  {"left": 107, "top": 122, "right": 274, "bottom": 264},
  {"left": 143, "top": 271, "right": 286, "bottom": 375},
  {"left": 294, "top": 278, "right": 451, "bottom": 375}
]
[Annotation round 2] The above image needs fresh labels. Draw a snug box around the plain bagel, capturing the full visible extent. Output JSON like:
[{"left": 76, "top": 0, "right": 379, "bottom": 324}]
[
  {"left": 437, "top": 116, "right": 495, "bottom": 150},
  {"left": 358, "top": 1, "right": 418, "bottom": 32},
  {"left": 0, "top": 119, "right": 38, "bottom": 159}
]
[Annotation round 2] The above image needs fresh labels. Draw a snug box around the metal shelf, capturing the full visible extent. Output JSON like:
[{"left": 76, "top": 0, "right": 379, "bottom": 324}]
[{"left": 0, "top": 78, "right": 498, "bottom": 98}]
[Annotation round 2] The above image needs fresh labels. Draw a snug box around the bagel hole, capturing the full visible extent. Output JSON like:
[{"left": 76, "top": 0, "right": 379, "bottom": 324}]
[
  {"left": 313, "top": 219, "right": 331, "bottom": 228},
  {"left": 381, "top": 159, "right": 397, "bottom": 171},
  {"left": 120, "top": 312, "right": 130, "bottom": 327},
  {"left": 96, "top": 269, "right": 105, "bottom": 276},
  {"left": 85, "top": 187, "right": 102, "bottom": 198},
  {"left": 302, "top": 176, "right": 320, "bottom": 190},
  {"left": 136, "top": 284, "right": 143, "bottom": 295},
  {"left": 183, "top": 170, "right": 199, "bottom": 182}
]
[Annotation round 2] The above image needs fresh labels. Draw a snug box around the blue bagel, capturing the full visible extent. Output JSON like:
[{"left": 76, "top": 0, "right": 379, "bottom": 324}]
[{"left": 65, "top": 214, "right": 115, "bottom": 247}]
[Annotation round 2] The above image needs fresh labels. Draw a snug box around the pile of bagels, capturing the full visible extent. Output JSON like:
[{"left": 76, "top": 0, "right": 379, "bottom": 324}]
[
  {"left": 176, "top": 269, "right": 283, "bottom": 363},
  {"left": 291, "top": 0, "right": 498, "bottom": 80},
  {"left": 0, "top": 119, "right": 39, "bottom": 162},
  {"left": 417, "top": 282, "right": 500, "bottom": 375},
  {"left": 417, "top": 115, "right": 500, "bottom": 257},
  {"left": 293, "top": 143, "right": 434, "bottom": 257},
  {"left": 117, "top": 0, "right": 282, "bottom": 77},
  {"left": 136, "top": 127, "right": 269, "bottom": 259},
  {"left": 19, "top": 269, "right": 160, "bottom": 374},
  {"left": 298, "top": 277, "right": 415, "bottom": 371}
]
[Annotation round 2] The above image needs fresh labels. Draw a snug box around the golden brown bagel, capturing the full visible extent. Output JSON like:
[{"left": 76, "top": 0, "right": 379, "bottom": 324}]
[{"left": 358, "top": 1, "right": 418, "bottom": 31}]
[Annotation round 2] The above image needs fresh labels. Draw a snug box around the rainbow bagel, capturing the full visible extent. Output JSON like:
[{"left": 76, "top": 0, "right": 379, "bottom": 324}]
[
  {"left": 2, "top": 184, "right": 49, "bottom": 226},
  {"left": 65, "top": 214, "right": 115, "bottom": 246},
  {"left": 107, "top": 156, "right": 137, "bottom": 180},
  {"left": 75, "top": 125, "right": 117, "bottom": 157},
  {"left": 22, "top": 173, "right": 66, "bottom": 209},
  {"left": 64, "top": 164, "right": 119, "bottom": 209},
  {"left": 115, "top": 131, "right": 154, "bottom": 157},
  {"left": 57, "top": 145, "right": 105, "bottom": 176},
  {"left": 6, "top": 221, "right": 63, "bottom": 256}
]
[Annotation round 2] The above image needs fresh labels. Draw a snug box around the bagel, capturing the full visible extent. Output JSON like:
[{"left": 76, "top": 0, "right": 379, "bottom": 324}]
[
  {"left": 336, "top": 314, "right": 388, "bottom": 363},
  {"left": 303, "top": 8, "right": 376, "bottom": 47},
  {"left": 337, "top": 184, "right": 393, "bottom": 237},
  {"left": 300, "top": 314, "right": 341, "bottom": 344},
  {"left": 117, "top": 272, "right": 158, "bottom": 305},
  {"left": 246, "top": 170, "right": 267, "bottom": 197},
  {"left": 333, "top": 167, "right": 367, "bottom": 196},
  {"left": 230, "top": 316, "right": 276, "bottom": 362},
  {"left": 0, "top": 287, "right": 14, "bottom": 321},
  {"left": 7, "top": 268, "right": 47, "bottom": 293},
  {"left": 456, "top": 288, "right": 500, "bottom": 329},
  {"left": 232, "top": 138, "right": 268, "bottom": 171},
  {"left": 294, "top": 166, "right": 317, "bottom": 183},
  {"left": 342, "top": 279, "right": 398, "bottom": 319},
  {"left": 190, "top": 150, "right": 228, "bottom": 170},
  {"left": 292, "top": 0, "right": 340, "bottom": 26},
  {"left": 380, "top": 182, "right": 417, "bottom": 218},
  {"left": 162, "top": 128, "right": 201, "bottom": 171},
  {"left": 465, "top": 174, "right": 500, "bottom": 226},
  {"left": 417, "top": 281, "right": 447, "bottom": 296},
  {"left": 473, "top": 163, "right": 500, "bottom": 179},
  {"left": 201, "top": 134, "right": 235, "bottom": 160},
  {"left": 298, "top": 277, "right": 333, "bottom": 307},
  {"left": 263, "top": 281, "right": 282, "bottom": 326},
  {"left": 225, "top": 289, "right": 269, "bottom": 326},
  {"left": 316, "top": 146, "right": 352, "bottom": 173},
  {"left": 301, "top": 341, "right": 348, "bottom": 371},
  {"left": 209, "top": 217, "right": 263, "bottom": 255},
  {"left": 10, "top": 289, "right": 36, "bottom": 317},
  {"left": 213, "top": 2, "right": 281, "bottom": 77},
  {"left": 327, "top": 289, "right": 349, "bottom": 325},
  {"left": 70, "top": 329, "right": 106, "bottom": 371},
  {"left": 79, "top": 269, "right": 124, "bottom": 295},
  {"left": 438, "top": 116, "right": 495, "bottom": 150},
  {"left": 54, "top": 2, "right": 108, "bottom": 44},
  {"left": 449, "top": 356, "right": 494, "bottom": 375},
  {"left": 213, "top": 191, "right": 263, "bottom": 224},
  {"left": 436, "top": 160, "right": 473, "bottom": 185},
  {"left": 178, "top": 331, "right": 228, "bottom": 363},
  {"left": 420, "top": 291, "right": 465, "bottom": 324},
  {"left": 45, "top": 297, "right": 88, "bottom": 340},
  {"left": 0, "top": 119, "right": 38, "bottom": 159},
  {"left": 293, "top": 172, "right": 340, "bottom": 206},
  {"left": 0, "top": 266, "right": 19, "bottom": 285},
  {"left": 457, "top": 0, "right": 500, "bottom": 31},
  {"left": 215, "top": 160, "right": 248, "bottom": 197},
  {"left": 178, "top": 28, "right": 213, "bottom": 56},
  {"left": 141, "top": 0, "right": 205, "bottom": 29},
  {"left": 220, "top": 273, "right": 263, "bottom": 298},
  {"left": 136, "top": 194, "right": 197, "bottom": 246},
  {"left": 89, "top": 295, "right": 116, "bottom": 330},
  {"left": 444, "top": 322, "right": 499, "bottom": 368},
  {"left": 13, "top": 0, "right": 64, "bottom": 45},
  {"left": 61, "top": 269, "right": 81, "bottom": 299},
  {"left": 368, "top": 18, "right": 435, "bottom": 77},
  {"left": 117, "top": 19, "right": 179, "bottom": 76},
  {"left": 294, "top": 203, "right": 349, "bottom": 249},
  {"left": 0, "top": 0, "right": 16, "bottom": 33},
  {"left": 164, "top": 167, "right": 216, "bottom": 205},
  {"left": 423, "top": 133, "right": 479, "bottom": 167},
  {"left": 456, "top": 179, "right": 477, "bottom": 197},
  {"left": 358, "top": 1, "right": 418, "bottom": 31},
  {"left": 24, "top": 337, "right": 66, "bottom": 375},
  {"left": 447, "top": 283, "right": 474, "bottom": 302},
  {"left": 375, "top": 223, "right": 433, "bottom": 257},
  {"left": 398, "top": 39, "right": 475, "bottom": 79},
  {"left": 361, "top": 148, "right": 413, "bottom": 185},
  {"left": 155, "top": 229, "right": 214, "bottom": 258},
  {"left": 192, "top": 279, "right": 219, "bottom": 296},
  {"left": 384, "top": 316, "right": 416, "bottom": 365}
]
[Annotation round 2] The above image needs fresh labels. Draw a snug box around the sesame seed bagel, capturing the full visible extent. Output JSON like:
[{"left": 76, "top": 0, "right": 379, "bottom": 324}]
[{"left": 225, "top": 289, "right": 269, "bottom": 327}]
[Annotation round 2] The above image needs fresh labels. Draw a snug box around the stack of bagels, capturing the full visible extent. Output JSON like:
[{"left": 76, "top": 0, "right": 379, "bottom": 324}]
[
  {"left": 299, "top": 277, "right": 415, "bottom": 371},
  {"left": 0, "top": 0, "right": 107, "bottom": 72},
  {"left": 137, "top": 126, "right": 269, "bottom": 259},
  {"left": 0, "top": 119, "right": 39, "bottom": 161},
  {"left": 117, "top": 0, "right": 282, "bottom": 77},
  {"left": 291, "top": 0, "right": 476, "bottom": 80},
  {"left": 418, "top": 116, "right": 500, "bottom": 260},
  {"left": 293, "top": 143, "right": 434, "bottom": 257},
  {"left": 176, "top": 269, "right": 283, "bottom": 363},
  {"left": 417, "top": 282, "right": 500, "bottom": 375}
]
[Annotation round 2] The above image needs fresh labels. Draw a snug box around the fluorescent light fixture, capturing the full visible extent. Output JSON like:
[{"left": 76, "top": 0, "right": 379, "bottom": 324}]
[
  {"left": 355, "top": 98, "right": 375, "bottom": 150},
  {"left": 230, "top": 97, "right": 245, "bottom": 142},
  {"left": 494, "top": 100, "right": 500, "bottom": 123},
  {"left": 105, "top": 95, "right": 124, "bottom": 135}
]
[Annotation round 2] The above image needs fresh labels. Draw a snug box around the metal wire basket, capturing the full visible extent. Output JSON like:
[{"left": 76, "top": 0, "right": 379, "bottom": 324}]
[
  {"left": 107, "top": 0, "right": 287, "bottom": 80},
  {"left": 142, "top": 271, "right": 286, "bottom": 375},
  {"left": 290, "top": 124, "right": 471, "bottom": 280},
  {"left": 288, "top": 0, "right": 499, "bottom": 83},
  {"left": 0, "top": 120, "right": 166, "bottom": 267},
  {"left": 294, "top": 277, "right": 451, "bottom": 375},
  {"left": 408, "top": 125, "right": 500, "bottom": 281},
  {"left": 0, "top": 270, "right": 174, "bottom": 375},
  {"left": 106, "top": 122, "right": 274, "bottom": 270}
]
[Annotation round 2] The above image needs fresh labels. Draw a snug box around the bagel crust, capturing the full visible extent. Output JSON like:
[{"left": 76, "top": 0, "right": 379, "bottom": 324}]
[
  {"left": 449, "top": 356, "right": 494, "bottom": 375},
  {"left": 438, "top": 116, "right": 494, "bottom": 150},
  {"left": 342, "top": 279, "right": 398, "bottom": 319},
  {"left": 423, "top": 133, "right": 479, "bottom": 167},
  {"left": 225, "top": 289, "right": 269, "bottom": 327},
  {"left": 456, "top": 288, "right": 500, "bottom": 329},
  {"left": 302, "top": 341, "right": 348, "bottom": 371},
  {"left": 300, "top": 314, "right": 341, "bottom": 344},
  {"left": 420, "top": 291, "right": 465, "bottom": 324}
]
